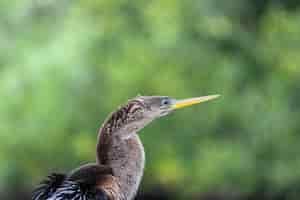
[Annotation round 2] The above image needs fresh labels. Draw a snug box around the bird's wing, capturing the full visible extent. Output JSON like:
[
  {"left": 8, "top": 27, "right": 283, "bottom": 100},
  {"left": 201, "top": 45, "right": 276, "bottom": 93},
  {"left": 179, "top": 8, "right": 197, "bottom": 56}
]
[
  {"left": 46, "top": 180, "right": 109, "bottom": 200},
  {"left": 32, "top": 173, "right": 66, "bottom": 200},
  {"left": 33, "top": 164, "right": 112, "bottom": 200}
]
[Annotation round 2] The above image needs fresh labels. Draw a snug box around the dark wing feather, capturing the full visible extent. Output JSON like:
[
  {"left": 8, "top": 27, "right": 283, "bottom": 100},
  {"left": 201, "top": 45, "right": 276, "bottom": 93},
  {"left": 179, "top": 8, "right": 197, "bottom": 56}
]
[
  {"left": 46, "top": 180, "right": 109, "bottom": 200},
  {"left": 33, "top": 164, "right": 112, "bottom": 200},
  {"left": 32, "top": 173, "right": 66, "bottom": 200}
]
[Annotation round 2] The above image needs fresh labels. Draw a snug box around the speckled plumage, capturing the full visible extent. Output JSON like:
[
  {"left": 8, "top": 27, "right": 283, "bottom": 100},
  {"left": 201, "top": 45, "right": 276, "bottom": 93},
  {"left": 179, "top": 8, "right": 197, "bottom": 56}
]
[
  {"left": 97, "top": 98, "right": 148, "bottom": 200},
  {"left": 33, "top": 97, "right": 153, "bottom": 200}
]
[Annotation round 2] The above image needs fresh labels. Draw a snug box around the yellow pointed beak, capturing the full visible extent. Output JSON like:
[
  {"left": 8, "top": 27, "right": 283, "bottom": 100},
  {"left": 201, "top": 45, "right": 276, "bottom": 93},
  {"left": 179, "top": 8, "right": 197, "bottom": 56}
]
[{"left": 172, "top": 95, "right": 220, "bottom": 109}]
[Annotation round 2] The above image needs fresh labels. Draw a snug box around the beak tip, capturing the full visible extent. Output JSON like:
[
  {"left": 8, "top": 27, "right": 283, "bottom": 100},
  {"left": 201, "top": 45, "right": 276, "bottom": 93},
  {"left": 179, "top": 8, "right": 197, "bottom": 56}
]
[
  {"left": 213, "top": 94, "right": 221, "bottom": 99},
  {"left": 202, "top": 94, "right": 221, "bottom": 102}
]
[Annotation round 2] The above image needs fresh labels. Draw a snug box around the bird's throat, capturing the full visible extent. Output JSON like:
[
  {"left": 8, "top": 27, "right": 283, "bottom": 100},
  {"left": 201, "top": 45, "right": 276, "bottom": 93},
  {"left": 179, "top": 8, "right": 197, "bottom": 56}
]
[{"left": 97, "top": 128, "right": 145, "bottom": 200}]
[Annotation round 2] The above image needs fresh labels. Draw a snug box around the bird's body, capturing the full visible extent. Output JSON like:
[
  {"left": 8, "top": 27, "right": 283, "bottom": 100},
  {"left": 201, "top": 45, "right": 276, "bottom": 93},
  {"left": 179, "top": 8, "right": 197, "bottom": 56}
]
[{"left": 33, "top": 95, "right": 219, "bottom": 200}]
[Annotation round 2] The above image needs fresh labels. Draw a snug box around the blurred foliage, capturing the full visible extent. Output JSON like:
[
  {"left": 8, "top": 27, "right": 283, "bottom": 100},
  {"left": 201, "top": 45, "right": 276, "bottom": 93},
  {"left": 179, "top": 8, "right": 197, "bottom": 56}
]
[{"left": 1, "top": 0, "right": 300, "bottom": 199}]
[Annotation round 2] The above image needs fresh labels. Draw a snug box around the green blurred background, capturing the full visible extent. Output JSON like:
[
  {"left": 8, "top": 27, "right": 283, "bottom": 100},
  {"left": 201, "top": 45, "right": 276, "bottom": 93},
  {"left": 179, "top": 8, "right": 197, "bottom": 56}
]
[{"left": 1, "top": 0, "right": 300, "bottom": 199}]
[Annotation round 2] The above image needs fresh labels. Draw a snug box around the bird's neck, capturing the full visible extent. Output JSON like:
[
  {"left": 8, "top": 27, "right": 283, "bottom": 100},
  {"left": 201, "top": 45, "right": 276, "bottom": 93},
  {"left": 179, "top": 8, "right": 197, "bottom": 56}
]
[{"left": 97, "top": 123, "right": 145, "bottom": 200}]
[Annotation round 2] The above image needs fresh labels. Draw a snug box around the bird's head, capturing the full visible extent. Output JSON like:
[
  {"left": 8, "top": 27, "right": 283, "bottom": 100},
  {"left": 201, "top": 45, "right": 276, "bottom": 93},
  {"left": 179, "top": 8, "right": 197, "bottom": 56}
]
[
  {"left": 134, "top": 95, "right": 220, "bottom": 119},
  {"left": 100, "top": 94, "right": 220, "bottom": 143},
  {"left": 103, "top": 95, "right": 220, "bottom": 137}
]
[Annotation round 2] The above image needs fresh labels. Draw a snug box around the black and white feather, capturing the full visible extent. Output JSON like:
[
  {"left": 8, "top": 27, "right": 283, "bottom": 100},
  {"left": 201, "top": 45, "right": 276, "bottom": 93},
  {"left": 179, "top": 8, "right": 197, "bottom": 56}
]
[
  {"left": 33, "top": 174, "right": 109, "bottom": 200},
  {"left": 32, "top": 173, "right": 66, "bottom": 200}
]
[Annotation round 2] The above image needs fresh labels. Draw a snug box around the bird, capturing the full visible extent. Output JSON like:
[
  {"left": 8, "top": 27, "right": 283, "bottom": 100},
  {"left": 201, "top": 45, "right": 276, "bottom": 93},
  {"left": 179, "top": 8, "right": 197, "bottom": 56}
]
[{"left": 33, "top": 94, "right": 220, "bottom": 200}]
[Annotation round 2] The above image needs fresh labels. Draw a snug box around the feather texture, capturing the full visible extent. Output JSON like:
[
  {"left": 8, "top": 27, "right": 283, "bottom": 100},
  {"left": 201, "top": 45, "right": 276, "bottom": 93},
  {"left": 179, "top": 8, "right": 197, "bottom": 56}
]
[
  {"left": 32, "top": 173, "right": 66, "bottom": 200},
  {"left": 46, "top": 180, "right": 108, "bottom": 200},
  {"left": 33, "top": 177, "right": 109, "bottom": 200},
  {"left": 33, "top": 164, "right": 112, "bottom": 200}
]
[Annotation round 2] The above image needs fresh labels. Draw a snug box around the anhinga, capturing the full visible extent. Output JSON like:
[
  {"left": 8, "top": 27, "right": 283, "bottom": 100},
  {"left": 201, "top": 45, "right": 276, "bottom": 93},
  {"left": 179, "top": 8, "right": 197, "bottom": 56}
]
[{"left": 33, "top": 95, "right": 219, "bottom": 200}]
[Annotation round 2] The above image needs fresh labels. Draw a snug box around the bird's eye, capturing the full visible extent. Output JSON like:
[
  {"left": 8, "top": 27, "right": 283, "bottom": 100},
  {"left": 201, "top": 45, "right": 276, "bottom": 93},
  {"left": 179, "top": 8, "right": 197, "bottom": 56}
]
[{"left": 161, "top": 98, "right": 171, "bottom": 106}]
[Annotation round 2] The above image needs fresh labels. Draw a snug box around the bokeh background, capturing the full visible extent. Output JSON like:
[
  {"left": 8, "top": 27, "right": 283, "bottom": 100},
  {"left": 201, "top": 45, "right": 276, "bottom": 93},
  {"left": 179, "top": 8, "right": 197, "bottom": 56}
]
[{"left": 1, "top": 0, "right": 300, "bottom": 199}]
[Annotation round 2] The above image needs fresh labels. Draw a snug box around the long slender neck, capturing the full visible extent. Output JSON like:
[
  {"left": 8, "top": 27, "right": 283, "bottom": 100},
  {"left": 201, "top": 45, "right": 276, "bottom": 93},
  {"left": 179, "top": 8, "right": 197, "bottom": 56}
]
[{"left": 96, "top": 107, "right": 146, "bottom": 200}]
